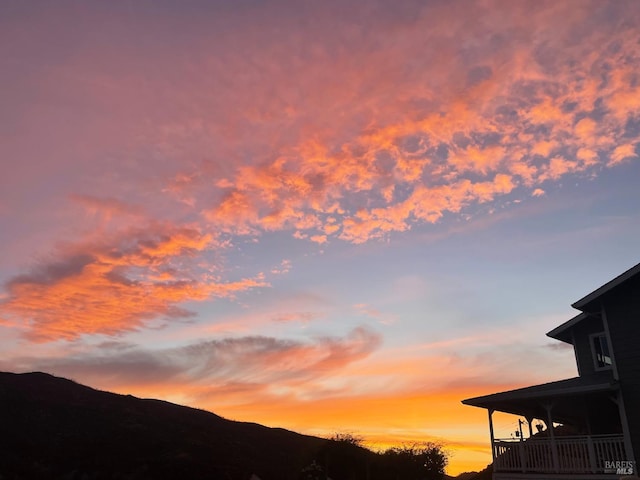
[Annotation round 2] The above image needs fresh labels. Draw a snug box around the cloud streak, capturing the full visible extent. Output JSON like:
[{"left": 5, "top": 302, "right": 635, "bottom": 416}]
[
  {"left": 0, "top": 223, "right": 266, "bottom": 341},
  {"left": 6, "top": 326, "right": 382, "bottom": 398}
]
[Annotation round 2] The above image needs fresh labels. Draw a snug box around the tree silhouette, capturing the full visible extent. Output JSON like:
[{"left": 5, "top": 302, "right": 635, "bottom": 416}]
[
  {"left": 378, "top": 442, "right": 448, "bottom": 480},
  {"left": 314, "top": 433, "right": 371, "bottom": 480}
]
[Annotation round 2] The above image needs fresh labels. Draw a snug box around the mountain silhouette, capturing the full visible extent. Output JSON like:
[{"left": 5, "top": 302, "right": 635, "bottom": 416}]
[{"left": 0, "top": 371, "right": 325, "bottom": 480}]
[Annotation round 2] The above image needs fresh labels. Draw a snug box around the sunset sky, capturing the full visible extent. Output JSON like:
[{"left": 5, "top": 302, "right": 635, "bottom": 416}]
[{"left": 1, "top": 0, "right": 640, "bottom": 474}]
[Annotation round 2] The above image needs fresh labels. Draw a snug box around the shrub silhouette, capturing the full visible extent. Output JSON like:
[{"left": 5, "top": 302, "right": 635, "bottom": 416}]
[{"left": 304, "top": 435, "right": 448, "bottom": 480}]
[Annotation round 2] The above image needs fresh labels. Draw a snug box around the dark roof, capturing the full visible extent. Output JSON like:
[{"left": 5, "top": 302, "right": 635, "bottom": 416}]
[
  {"left": 547, "top": 262, "right": 640, "bottom": 341},
  {"left": 462, "top": 372, "right": 617, "bottom": 423},
  {"left": 546, "top": 312, "right": 588, "bottom": 343},
  {"left": 572, "top": 261, "right": 640, "bottom": 312}
]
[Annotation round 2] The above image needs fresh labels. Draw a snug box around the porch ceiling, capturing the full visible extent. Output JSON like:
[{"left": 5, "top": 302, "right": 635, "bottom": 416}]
[{"left": 462, "top": 372, "right": 617, "bottom": 424}]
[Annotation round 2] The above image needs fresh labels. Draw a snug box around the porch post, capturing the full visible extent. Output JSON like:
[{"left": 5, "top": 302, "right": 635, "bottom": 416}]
[
  {"left": 544, "top": 403, "right": 560, "bottom": 473},
  {"left": 518, "top": 419, "right": 526, "bottom": 473},
  {"left": 613, "top": 390, "right": 637, "bottom": 470},
  {"left": 526, "top": 416, "right": 534, "bottom": 439},
  {"left": 524, "top": 416, "right": 534, "bottom": 473},
  {"left": 488, "top": 409, "right": 496, "bottom": 464},
  {"left": 586, "top": 435, "right": 597, "bottom": 473},
  {"left": 603, "top": 303, "right": 636, "bottom": 469}
]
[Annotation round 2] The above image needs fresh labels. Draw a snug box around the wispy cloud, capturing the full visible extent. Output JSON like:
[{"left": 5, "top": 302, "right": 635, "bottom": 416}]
[
  {"left": 353, "top": 303, "right": 398, "bottom": 325},
  {"left": 6, "top": 326, "right": 382, "bottom": 396},
  {"left": 69, "top": 194, "right": 145, "bottom": 222},
  {"left": 0, "top": 223, "right": 267, "bottom": 341},
  {"left": 271, "top": 312, "right": 320, "bottom": 324}
]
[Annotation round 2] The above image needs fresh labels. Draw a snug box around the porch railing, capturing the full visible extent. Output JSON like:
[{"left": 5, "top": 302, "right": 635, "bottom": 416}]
[{"left": 494, "top": 434, "right": 626, "bottom": 474}]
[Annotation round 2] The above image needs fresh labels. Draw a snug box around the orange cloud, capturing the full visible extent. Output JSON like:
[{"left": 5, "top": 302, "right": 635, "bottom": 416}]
[
  {"left": 540, "top": 157, "right": 578, "bottom": 181},
  {"left": 186, "top": 2, "right": 639, "bottom": 246},
  {"left": 309, "top": 234, "right": 327, "bottom": 244},
  {"left": 0, "top": 223, "right": 267, "bottom": 342},
  {"left": 529, "top": 140, "right": 556, "bottom": 158},
  {"left": 527, "top": 98, "right": 566, "bottom": 126},
  {"left": 449, "top": 145, "right": 506, "bottom": 175},
  {"left": 609, "top": 144, "right": 637, "bottom": 166}
]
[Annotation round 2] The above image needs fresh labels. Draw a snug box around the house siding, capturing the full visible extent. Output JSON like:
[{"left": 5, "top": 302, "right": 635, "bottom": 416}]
[{"left": 602, "top": 275, "right": 640, "bottom": 465}]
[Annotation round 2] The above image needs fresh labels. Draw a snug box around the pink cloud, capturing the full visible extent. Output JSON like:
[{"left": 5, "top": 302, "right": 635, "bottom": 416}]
[
  {"left": 270, "top": 259, "right": 292, "bottom": 275},
  {"left": 309, "top": 235, "right": 328, "bottom": 244},
  {"left": 271, "top": 312, "right": 319, "bottom": 323},
  {"left": 69, "top": 194, "right": 144, "bottom": 220}
]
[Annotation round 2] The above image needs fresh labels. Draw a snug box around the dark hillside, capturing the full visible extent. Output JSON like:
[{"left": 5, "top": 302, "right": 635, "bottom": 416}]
[{"left": 0, "top": 371, "right": 325, "bottom": 480}]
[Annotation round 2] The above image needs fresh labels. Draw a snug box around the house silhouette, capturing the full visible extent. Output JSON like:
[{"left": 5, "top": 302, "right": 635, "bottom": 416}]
[{"left": 463, "top": 262, "right": 640, "bottom": 479}]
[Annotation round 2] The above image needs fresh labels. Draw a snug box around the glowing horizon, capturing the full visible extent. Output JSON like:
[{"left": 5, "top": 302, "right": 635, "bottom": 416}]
[{"left": 2, "top": 1, "right": 640, "bottom": 475}]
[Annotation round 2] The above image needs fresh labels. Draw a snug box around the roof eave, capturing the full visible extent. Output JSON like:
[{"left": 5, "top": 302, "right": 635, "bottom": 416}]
[
  {"left": 572, "top": 261, "right": 640, "bottom": 311},
  {"left": 546, "top": 312, "right": 587, "bottom": 343}
]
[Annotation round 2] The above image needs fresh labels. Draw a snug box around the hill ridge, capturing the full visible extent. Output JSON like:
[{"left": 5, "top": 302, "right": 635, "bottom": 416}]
[
  {"left": 0, "top": 371, "right": 325, "bottom": 480},
  {"left": 0, "top": 371, "right": 483, "bottom": 480}
]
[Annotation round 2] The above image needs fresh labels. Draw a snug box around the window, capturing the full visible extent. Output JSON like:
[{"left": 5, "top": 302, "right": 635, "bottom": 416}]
[{"left": 590, "top": 333, "right": 612, "bottom": 370}]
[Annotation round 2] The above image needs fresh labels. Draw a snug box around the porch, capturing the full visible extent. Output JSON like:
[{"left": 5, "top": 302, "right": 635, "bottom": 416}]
[
  {"left": 494, "top": 434, "right": 628, "bottom": 477},
  {"left": 463, "top": 374, "right": 637, "bottom": 479}
]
